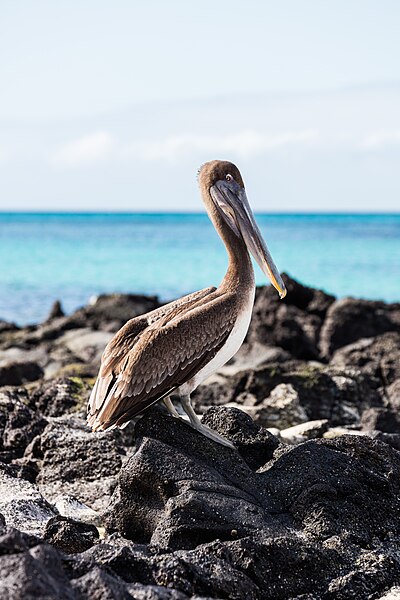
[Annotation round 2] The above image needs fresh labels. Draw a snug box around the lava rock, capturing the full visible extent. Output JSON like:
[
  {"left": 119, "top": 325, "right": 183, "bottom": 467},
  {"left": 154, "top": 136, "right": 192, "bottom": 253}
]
[
  {"left": 82, "top": 531, "right": 400, "bottom": 600},
  {"left": 54, "top": 328, "right": 113, "bottom": 366},
  {"left": 243, "top": 382, "right": 309, "bottom": 429},
  {"left": 44, "top": 515, "right": 99, "bottom": 553},
  {"left": 0, "top": 463, "right": 57, "bottom": 535},
  {"left": 361, "top": 407, "right": 400, "bottom": 433},
  {"left": 0, "top": 320, "right": 19, "bottom": 334},
  {"left": 0, "top": 543, "right": 73, "bottom": 599},
  {"left": 0, "top": 360, "right": 43, "bottom": 386},
  {"left": 331, "top": 332, "right": 400, "bottom": 386},
  {"left": 247, "top": 274, "right": 335, "bottom": 361},
  {"left": 320, "top": 298, "right": 399, "bottom": 358},
  {"left": 377, "top": 588, "right": 400, "bottom": 600},
  {"left": 29, "top": 376, "right": 91, "bottom": 417},
  {"left": 220, "top": 361, "right": 382, "bottom": 427},
  {"left": 0, "top": 388, "right": 48, "bottom": 462},
  {"left": 386, "top": 378, "right": 400, "bottom": 410},
  {"left": 0, "top": 526, "right": 42, "bottom": 557},
  {"left": 71, "top": 566, "right": 136, "bottom": 599},
  {"left": 1, "top": 280, "right": 400, "bottom": 599},
  {"left": 34, "top": 416, "right": 125, "bottom": 512},
  {"left": 45, "top": 300, "right": 65, "bottom": 321},
  {"left": 201, "top": 406, "right": 280, "bottom": 470},
  {"left": 369, "top": 431, "right": 400, "bottom": 451},
  {"left": 262, "top": 435, "right": 400, "bottom": 543},
  {"left": 69, "top": 292, "right": 161, "bottom": 332},
  {"left": 53, "top": 494, "right": 101, "bottom": 526},
  {"left": 36, "top": 417, "right": 123, "bottom": 485},
  {"left": 103, "top": 410, "right": 283, "bottom": 550}
]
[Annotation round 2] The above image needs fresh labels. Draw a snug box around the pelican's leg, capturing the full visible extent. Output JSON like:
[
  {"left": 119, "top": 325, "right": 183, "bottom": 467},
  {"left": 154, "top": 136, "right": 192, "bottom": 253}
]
[
  {"left": 179, "top": 395, "right": 235, "bottom": 449},
  {"left": 163, "top": 397, "right": 181, "bottom": 418}
]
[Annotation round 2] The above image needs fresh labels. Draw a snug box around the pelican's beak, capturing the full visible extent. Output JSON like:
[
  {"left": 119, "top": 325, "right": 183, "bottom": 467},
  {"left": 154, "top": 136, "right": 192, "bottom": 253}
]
[{"left": 210, "top": 180, "right": 287, "bottom": 299}]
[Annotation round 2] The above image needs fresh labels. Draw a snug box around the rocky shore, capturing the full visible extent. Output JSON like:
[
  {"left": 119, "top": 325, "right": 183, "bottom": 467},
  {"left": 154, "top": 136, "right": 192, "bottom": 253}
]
[{"left": 0, "top": 274, "right": 399, "bottom": 599}]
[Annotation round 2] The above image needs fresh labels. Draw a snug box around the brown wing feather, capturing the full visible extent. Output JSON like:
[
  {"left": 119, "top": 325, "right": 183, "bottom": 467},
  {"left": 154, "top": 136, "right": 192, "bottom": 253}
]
[
  {"left": 99, "top": 285, "right": 216, "bottom": 377},
  {"left": 87, "top": 286, "right": 216, "bottom": 426},
  {"left": 87, "top": 291, "right": 238, "bottom": 430}
]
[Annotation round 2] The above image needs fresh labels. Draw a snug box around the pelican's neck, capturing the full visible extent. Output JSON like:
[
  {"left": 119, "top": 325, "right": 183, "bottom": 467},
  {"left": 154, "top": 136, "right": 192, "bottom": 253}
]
[{"left": 207, "top": 204, "right": 255, "bottom": 293}]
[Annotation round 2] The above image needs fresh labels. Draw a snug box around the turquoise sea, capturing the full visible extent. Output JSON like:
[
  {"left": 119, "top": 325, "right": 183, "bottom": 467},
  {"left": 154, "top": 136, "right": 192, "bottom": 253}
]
[{"left": 0, "top": 213, "right": 399, "bottom": 325}]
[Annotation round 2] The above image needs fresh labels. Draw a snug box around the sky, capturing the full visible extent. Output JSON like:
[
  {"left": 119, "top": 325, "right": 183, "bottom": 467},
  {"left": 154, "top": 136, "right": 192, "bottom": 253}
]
[{"left": 0, "top": 1, "right": 399, "bottom": 211}]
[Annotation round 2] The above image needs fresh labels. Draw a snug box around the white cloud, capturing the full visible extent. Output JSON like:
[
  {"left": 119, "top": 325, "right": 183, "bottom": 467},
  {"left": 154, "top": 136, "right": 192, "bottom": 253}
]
[
  {"left": 124, "top": 129, "right": 319, "bottom": 161},
  {"left": 52, "top": 131, "right": 114, "bottom": 165},
  {"left": 360, "top": 130, "right": 400, "bottom": 150},
  {"left": 49, "top": 128, "right": 319, "bottom": 167}
]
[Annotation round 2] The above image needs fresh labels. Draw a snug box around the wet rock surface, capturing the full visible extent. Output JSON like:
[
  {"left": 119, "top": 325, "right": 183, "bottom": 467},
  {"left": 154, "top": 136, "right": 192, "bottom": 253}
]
[{"left": 0, "top": 276, "right": 399, "bottom": 599}]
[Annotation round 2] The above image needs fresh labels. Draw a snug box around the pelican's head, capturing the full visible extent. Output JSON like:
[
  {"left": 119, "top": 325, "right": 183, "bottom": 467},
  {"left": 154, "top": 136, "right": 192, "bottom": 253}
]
[{"left": 198, "top": 160, "right": 287, "bottom": 299}]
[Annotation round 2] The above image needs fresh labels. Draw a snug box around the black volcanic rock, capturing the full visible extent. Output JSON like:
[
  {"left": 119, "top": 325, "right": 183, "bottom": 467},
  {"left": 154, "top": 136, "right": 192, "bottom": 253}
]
[
  {"left": 0, "top": 542, "right": 73, "bottom": 599},
  {"left": 25, "top": 416, "right": 127, "bottom": 513},
  {"left": 0, "top": 388, "right": 47, "bottom": 463},
  {"left": 103, "top": 410, "right": 284, "bottom": 550},
  {"left": 29, "top": 376, "right": 91, "bottom": 417},
  {"left": 1, "top": 278, "right": 400, "bottom": 599},
  {"left": 0, "top": 320, "right": 19, "bottom": 334},
  {"left": 371, "top": 431, "right": 400, "bottom": 451},
  {"left": 0, "top": 360, "right": 43, "bottom": 386},
  {"left": 247, "top": 274, "right": 335, "bottom": 360},
  {"left": 319, "top": 297, "right": 399, "bottom": 358},
  {"left": 201, "top": 405, "right": 280, "bottom": 470},
  {"left": 331, "top": 331, "right": 400, "bottom": 386},
  {"left": 36, "top": 293, "right": 160, "bottom": 341},
  {"left": 46, "top": 300, "right": 65, "bottom": 321},
  {"left": 386, "top": 378, "right": 400, "bottom": 410},
  {"left": 262, "top": 435, "right": 400, "bottom": 543},
  {"left": 44, "top": 515, "right": 99, "bottom": 553},
  {"left": 104, "top": 409, "right": 400, "bottom": 549},
  {"left": 195, "top": 361, "right": 383, "bottom": 428},
  {"left": 101, "top": 410, "right": 400, "bottom": 598},
  {"left": 0, "top": 526, "right": 41, "bottom": 555},
  {"left": 0, "top": 292, "right": 161, "bottom": 381},
  {"left": 71, "top": 566, "right": 136, "bottom": 599},
  {"left": 36, "top": 418, "right": 124, "bottom": 485},
  {"left": 361, "top": 407, "right": 400, "bottom": 433},
  {"left": 76, "top": 292, "right": 161, "bottom": 331}
]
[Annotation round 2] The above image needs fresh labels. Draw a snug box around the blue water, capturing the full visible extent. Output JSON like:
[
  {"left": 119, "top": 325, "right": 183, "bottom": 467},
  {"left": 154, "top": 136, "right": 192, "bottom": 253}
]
[{"left": 0, "top": 213, "right": 399, "bottom": 325}]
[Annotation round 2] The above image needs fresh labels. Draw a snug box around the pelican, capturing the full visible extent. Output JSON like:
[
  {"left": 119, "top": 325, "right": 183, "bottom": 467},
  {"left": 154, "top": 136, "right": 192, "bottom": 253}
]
[{"left": 87, "top": 160, "right": 286, "bottom": 447}]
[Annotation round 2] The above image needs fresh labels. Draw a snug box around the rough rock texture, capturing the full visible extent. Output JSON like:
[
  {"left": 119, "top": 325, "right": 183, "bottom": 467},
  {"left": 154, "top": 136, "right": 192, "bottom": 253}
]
[
  {"left": 103, "top": 410, "right": 283, "bottom": 550},
  {"left": 331, "top": 332, "right": 400, "bottom": 385},
  {"left": 0, "top": 277, "right": 400, "bottom": 599},
  {"left": 33, "top": 416, "right": 126, "bottom": 512},
  {"left": 43, "top": 515, "right": 99, "bottom": 553},
  {"left": 0, "top": 463, "right": 57, "bottom": 535},
  {"left": 320, "top": 298, "right": 400, "bottom": 358},
  {"left": 247, "top": 274, "right": 335, "bottom": 360},
  {"left": 201, "top": 405, "right": 280, "bottom": 469},
  {"left": 29, "top": 376, "right": 91, "bottom": 417},
  {"left": 0, "top": 388, "right": 48, "bottom": 464}
]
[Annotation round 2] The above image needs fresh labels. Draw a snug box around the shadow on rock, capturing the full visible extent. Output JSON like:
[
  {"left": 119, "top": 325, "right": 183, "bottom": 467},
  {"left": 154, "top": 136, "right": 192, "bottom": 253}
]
[{"left": 103, "top": 409, "right": 287, "bottom": 550}]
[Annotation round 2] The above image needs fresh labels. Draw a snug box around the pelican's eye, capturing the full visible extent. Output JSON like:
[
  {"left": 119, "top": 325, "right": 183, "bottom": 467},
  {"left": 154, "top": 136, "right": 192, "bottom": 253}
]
[{"left": 225, "top": 174, "right": 233, "bottom": 182}]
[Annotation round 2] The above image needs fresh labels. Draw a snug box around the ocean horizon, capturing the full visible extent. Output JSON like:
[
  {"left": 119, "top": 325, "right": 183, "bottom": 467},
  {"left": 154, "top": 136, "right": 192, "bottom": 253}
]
[{"left": 1, "top": 211, "right": 399, "bottom": 325}]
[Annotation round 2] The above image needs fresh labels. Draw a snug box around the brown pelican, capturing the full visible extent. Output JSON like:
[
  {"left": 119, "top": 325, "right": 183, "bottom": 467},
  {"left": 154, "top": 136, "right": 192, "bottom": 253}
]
[{"left": 87, "top": 160, "right": 286, "bottom": 447}]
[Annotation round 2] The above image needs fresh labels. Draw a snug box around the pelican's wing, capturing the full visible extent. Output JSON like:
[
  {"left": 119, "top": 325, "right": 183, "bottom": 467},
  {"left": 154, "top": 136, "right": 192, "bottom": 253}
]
[
  {"left": 97, "top": 286, "right": 216, "bottom": 377},
  {"left": 87, "top": 286, "right": 216, "bottom": 425},
  {"left": 87, "top": 291, "right": 237, "bottom": 430}
]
